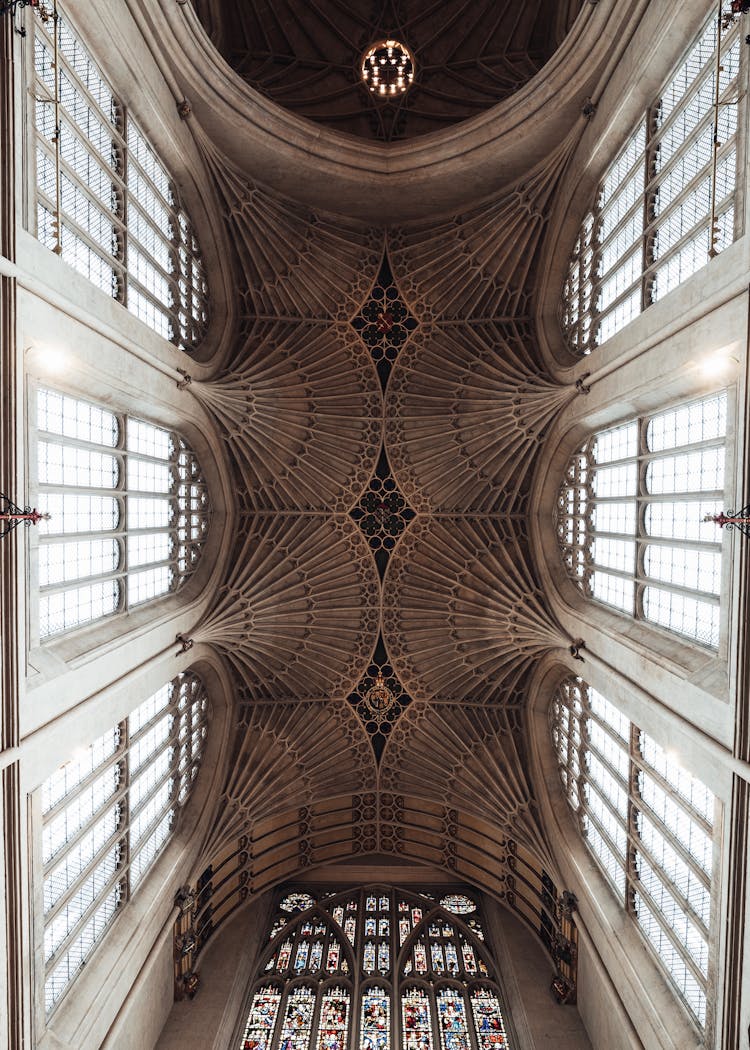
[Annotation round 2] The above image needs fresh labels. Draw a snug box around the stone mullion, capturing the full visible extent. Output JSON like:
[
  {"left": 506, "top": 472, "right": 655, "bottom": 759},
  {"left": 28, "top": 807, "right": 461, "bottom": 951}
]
[{"left": 625, "top": 723, "right": 640, "bottom": 917}]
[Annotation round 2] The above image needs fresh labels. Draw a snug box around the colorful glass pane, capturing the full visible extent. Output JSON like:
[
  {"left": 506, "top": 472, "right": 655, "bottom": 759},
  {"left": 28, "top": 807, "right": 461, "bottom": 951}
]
[
  {"left": 402, "top": 987, "right": 434, "bottom": 1050},
  {"left": 461, "top": 942, "right": 477, "bottom": 975},
  {"left": 317, "top": 988, "right": 350, "bottom": 1050},
  {"left": 379, "top": 896, "right": 390, "bottom": 911},
  {"left": 366, "top": 896, "right": 377, "bottom": 911},
  {"left": 440, "top": 895, "right": 476, "bottom": 914},
  {"left": 378, "top": 942, "right": 390, "bottom": 973},
  {"left": 446, "top": 944, "right": 459, "bottom": 975},
  {"left": 347, "top": 900, "right": 358, "bottom": 911},
  {"left": 345, "top": 917, "right": 357, "bottom": 946},
  {"left": 239, "top": 986, "right": 281, "bottom": 1050},
  {"left": 379, "top": 918, "right": 389, "bottom": 937},
  {"left": 366, "top": 918, "right": 377, "bottom": 936},
  {"left": 471, "top": 989, "right": 510, "bottom": 1050},
  {"left": 294, "top": 941, "right": 309, "bottom": 972},
  {"left": 399, "top": 901, "right": 409, "bottom": 912},
  {"left": 278, "top": 987, "right": 316, "bottom": 1050},
  {"left": 360, "top": 990, "right": 390, "bottom": 1050},
  {"left": 399, "top": 918, "right": 411, "bottom": 946},
  {"left": 431, "top": 943, "right": 445, "bottom": 973},
  {"left": 301, "top": 922, "right": 313, "bottom": 936},
  {"left": 270, "top": 918, "right": 286, "bottom": 940},
  {"left": 333, "top": 906, "right": 344, "bottom": 926},
  {"left": 411, "top": 908, "right": 422, "bottom": 926},
  {"left": 467, "top": 919, "right": 484, "bottom": 941},
  {"left": 277, "top": 940, "right": 293, "bottom": 972},
  {"left": 281, "top": 893, "right": 316, "bottom": 913},
  {"left": 326, "top": 942, "right": 341, "bottom": 973},
  {"left": 310, "top": 941, "right": 323, "bottom": 970},
  {"left": 437, "top": 989, "right": 470, "bottom": 1050},
  {"left": 415, "top": 942, "right": 427, "bottom": 974},
  {"left": 364, "top": 941, "right": 376, "bottom": 973}
]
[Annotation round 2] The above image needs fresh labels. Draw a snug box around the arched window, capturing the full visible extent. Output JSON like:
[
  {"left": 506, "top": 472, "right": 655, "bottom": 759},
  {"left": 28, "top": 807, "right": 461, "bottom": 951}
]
[
  {"left": 556, "top": 391, "right": 727, "bottom": 649},
  {"left": 561, "top": 7, "right": 740, "bottom": 353},
  {"left": 550, "top": 677, "right": 715, "bottom": 1029},
  {"left": 40, "top": 671, "right": 209, "bottom": 1013},
  {"left": 238, "top": 888, "right": 514, "bottom": 1050},
  {"left": 35, "top": 387, "right": 210, "bottom": 640},
  {"left": 32, "top": 7, "right": 209, "bottom": 349}
]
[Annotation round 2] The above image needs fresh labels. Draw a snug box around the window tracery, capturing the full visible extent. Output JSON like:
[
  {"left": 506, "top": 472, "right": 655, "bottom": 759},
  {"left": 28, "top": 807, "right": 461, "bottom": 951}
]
[
  {"left": 33, "top": 7, "right": 209, "bottom": 349},
  {"left": 550, "top": 677, "right": 715, "bottom": 1029},
  {"left": 239, "top": 888, "right": 513, "bottom": 1050},
  {"left": 35, "top": 388, "right": 210, "bottom": 639},
  {"left": 40, "top": 671, "right": 209, "bottom": 1013},
  {"left": 556, "top": 391, "right": 727, "bottom": 648},
  {"left": 561, "top": 5, "right": 740, "bottom": 353}
]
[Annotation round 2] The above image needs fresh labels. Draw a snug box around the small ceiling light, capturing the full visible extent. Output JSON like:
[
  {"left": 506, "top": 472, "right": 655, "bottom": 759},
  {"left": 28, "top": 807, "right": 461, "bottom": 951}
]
[{"left": 361, "top": 39, "right": 415, "bottom": 98}]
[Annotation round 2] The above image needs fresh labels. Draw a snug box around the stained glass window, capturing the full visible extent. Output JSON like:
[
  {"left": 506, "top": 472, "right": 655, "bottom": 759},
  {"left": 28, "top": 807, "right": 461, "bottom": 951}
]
[
  {"left": 36, "top": 388, "right": 210, "bottom": 640},
  {"left": 41, "top": 671, "right": 209, "bottom": 1014},
  {"left": 551, "top": 677, "right": 715, "bottom": 1028},
  {"left": 557, "top": 392, "right": 727, "bottom": 649},
  {"left": 239, "top": 888, "right": 514, "bottom": 1050},
  {"left": 561, "top": 5, "right": 740, "bottom": 353},
  {"left": 33, "top": 6, "right": 209, "bottom": 349},
  {"left": 439, "top": 895, "right": 476, "bottom": 915}
]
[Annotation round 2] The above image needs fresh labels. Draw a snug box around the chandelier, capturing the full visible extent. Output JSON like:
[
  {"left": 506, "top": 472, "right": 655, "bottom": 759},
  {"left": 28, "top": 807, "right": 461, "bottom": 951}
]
[{"left": 361, "top": 39, "right": 415, "bottom": 97}]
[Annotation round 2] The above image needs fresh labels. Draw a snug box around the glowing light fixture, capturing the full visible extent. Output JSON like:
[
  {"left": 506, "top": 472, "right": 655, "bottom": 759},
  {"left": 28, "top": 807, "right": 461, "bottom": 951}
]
[{"left": 361, "top": 39, "right": 415, "bottom": 97}]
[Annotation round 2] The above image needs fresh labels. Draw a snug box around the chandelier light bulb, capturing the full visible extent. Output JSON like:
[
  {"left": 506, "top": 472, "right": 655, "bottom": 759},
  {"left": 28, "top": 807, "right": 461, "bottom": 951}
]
[{"left": 361, "top": 39, "right": 415, "bottom": 98}]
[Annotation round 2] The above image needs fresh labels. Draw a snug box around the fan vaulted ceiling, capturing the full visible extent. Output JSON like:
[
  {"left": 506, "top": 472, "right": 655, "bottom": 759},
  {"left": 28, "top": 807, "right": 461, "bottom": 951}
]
[
  {"left": 183, "top": 102, "right": 585, "bottom": 913},
  {"left": 193, "top": 0, "right": 585, "bottom": 139}
]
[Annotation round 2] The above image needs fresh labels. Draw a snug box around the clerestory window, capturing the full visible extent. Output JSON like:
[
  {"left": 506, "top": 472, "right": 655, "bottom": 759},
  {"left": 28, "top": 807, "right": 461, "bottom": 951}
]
[
  {"left": 238, "top": 887, "right": 514, "bottom": 1050},
  {"left": 35, "top": 387, "right": 210, "bottom": 641},
  {"left": 33, "top": 7, "right": 209, "bottom": 349},
  {"left": 556, "top": 391, "right": 727, "bottom": 649},
  {"left": 550, "top": 677, "right": 716, "bottom": 1030},
  {"left": 561, "top": 4, "right": 740, "bottom": 354},
  {"left": 40, "top": 671, "right": 209, "bottom": 1013}
]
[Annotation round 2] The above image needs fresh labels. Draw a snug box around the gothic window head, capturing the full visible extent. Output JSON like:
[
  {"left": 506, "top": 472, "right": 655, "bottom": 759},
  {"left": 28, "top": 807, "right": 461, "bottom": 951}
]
[
  {"left": 556, "top": 391, "right": 728, "bottom": 649},
  {"left": 560, "top": 8, "right": 740, "bottom": 353},
  {"left": 34, "top": 388, "right": 210, "bottom": 640},
  {"left": 550, "top": 677, "right": 715, "bottom": 1030},
  {"left": 238, "top": 887, "right": 514, "bottom": 1050}
]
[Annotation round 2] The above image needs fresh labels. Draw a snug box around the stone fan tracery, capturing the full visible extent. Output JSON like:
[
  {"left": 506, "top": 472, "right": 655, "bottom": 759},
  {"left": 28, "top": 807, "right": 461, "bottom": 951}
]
[
  {"left": 189, "top": 320, "right": 382, "bottom": 512},
  {"left": 380, "top": 703, "right": 553, "bottom": 868},
  {"left": 382, "top": 517, "right": 567, "bottom": 704},
  {"left": 389, "top": 132, "right": 579, "bottom": 321},
  {"left": 385, "top": 321, "right": 576, "bottom": 514},
  {"left": 186, "top": 131, "right": 583, "bottom": 953},
  {"left": 196, "top": 129, "right": 381, "bottom": 320},
  {"left": 193, "top": 515, "right": 380, "bottom": 700},
  {"left": 199, "top": 700, "right": 377, "bottom": 867}
]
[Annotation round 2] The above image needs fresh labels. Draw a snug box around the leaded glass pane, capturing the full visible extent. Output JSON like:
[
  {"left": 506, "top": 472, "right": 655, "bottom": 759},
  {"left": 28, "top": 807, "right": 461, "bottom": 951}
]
[
  {"left": 560, "top": 11, "right": 739, "bottom": 352},
  {"left": 557, "top": 393, "right": 727, "bottom": 648},
  {"left": 239, "top": 986, "right": 282, "bottom": 1050},
  {"left": 316, "top": 989, "right": 350, "bottom": 1050},
  {"left": 471, "top": 988, "right": 510, "bottom": 1050},
  {"left": 436, "top": 988, "right": 470, "bottom": 1050},
  {"left": 402, "top": 988, "right": 434, "bottom": 1050},
  {"left": 41, "top": 672, "right": 208, "bottom": 1013},
  {"left": 33, "top": 9, "right": 208, "bottom": 348},
  {"left": 551, "top": 677, "right": 715, "bottom": 1029},
  {"left": 361, "top": 989, "right": 389, "bottom": 1050},
  {"left": 36, "top": 390, "right": 210, "bottom": 639}
]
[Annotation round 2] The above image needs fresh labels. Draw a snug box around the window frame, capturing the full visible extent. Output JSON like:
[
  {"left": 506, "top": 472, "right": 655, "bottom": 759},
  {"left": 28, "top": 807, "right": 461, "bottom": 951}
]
[
  {"left": 36, "top": 670, "right": 210, "bottom": 1018},
  {"left": 560, "top": 3, "right": 744, "bottom": 355},
  {"left": 555, "top": 389, "right": 732, "bottom": 656},
  {"left": 235, "top": 887, "right": 517, "bottom": 1050},
  {"left": 30, "top": 2, "right": 210, "bottom": 351},
  {"left": 29, "top": 384, "right": 211, "bottom": 648},
  {"left": 549, "top": 676, "right": 720, "bottom": 1034}
]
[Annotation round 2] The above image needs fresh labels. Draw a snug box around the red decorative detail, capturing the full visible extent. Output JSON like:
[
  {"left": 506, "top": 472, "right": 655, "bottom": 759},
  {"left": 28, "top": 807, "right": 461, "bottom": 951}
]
[
  {"left": 376, "top": 310, "right": 394, "bottom": 332},
  {"left": 0, "top": 508, "right": 45, "bottom": 524},
  {"left": 705, "top": 513, "right": 750, "bottom": 527}
]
